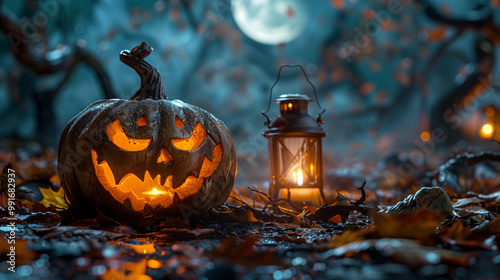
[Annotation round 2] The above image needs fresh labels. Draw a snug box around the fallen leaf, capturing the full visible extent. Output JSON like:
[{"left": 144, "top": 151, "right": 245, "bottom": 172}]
[
  {"left": 39, "top": 185, "right": 69, "bottom": 210},
  {"left": 442, "top": 221, "right": 471, "bottom": 241},
  {"left": 327, "top": 214, "right": 343, "bottom": 224},
  {"left": 472, "top": 216, "right": 500, "bottom": 235},
  {"left": 371, "top": 209, "right": 445, "bottom": 239},
  {"left": 453, "top": 197, "right": 485, "bottom": 209},
  {"left": 228, "top": 208, "right": 262, "bottom": 223}
]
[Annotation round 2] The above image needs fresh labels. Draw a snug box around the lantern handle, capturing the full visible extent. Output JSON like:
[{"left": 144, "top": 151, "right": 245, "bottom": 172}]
[{"left": 262, "top": 64, "right": 325, "bottom": 128}]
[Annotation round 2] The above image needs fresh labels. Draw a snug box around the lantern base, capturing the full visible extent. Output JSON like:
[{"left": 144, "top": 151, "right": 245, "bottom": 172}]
[{"left": 279, "top": 188, "right": 323, "bottom": 205}]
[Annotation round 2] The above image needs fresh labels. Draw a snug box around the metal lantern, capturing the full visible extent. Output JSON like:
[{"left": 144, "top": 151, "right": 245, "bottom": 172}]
[{"left": 262, "top": 65, "right": 327, "bottom": 204}]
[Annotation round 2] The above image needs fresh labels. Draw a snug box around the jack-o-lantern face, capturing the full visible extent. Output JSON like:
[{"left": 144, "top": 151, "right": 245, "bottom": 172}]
[
  {"left": 57, "top": 43, "right": 237, "bottom": 226},
  {"left": 90, "top": 116, "right": 222, "bottom": 212}
]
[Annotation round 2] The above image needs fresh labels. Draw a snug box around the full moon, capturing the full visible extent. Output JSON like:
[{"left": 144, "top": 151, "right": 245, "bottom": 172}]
[{"left": 231, "top": 0, "right": 308, "bottom": 45}]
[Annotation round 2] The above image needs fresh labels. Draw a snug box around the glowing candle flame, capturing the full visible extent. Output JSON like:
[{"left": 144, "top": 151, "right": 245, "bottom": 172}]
[
  {"left": 142, "top": 188, "right": 168, "bottom": 196},
  {"left": 481, "top": 123, "right": 493, "bottom": 138},
  {"left": 297, "top": 169, "right": 303, "bottom": 186}
]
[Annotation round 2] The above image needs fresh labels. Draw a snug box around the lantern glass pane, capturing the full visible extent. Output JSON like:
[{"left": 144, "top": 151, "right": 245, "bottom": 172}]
[{"left": 275, "top": 137, "right": 320, "bottom": 187}]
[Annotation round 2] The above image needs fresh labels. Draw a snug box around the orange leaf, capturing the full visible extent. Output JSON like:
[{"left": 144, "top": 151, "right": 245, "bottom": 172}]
[
  {"left": 228, "top": 209, "right": 262, "bottom": 223},
  {"left": 442, "top": 221, "right": 471, "bottom": 241},
  {"left": 327, "top": 214, "right": 342, "bottom": 223}
]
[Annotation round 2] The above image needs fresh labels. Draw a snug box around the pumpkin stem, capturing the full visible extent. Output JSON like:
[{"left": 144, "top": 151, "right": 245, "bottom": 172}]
[{"left": 119, "top": 42, "right": 167, "bottom": 100}]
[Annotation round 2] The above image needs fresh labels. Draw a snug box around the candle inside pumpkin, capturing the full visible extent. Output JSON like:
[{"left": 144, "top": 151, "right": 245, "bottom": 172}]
[{"left": 142, "top": 188, "right": 168, "bottom": 196}]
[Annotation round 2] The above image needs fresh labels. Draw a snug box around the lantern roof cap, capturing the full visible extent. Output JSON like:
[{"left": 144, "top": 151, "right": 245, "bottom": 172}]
[{"left": 275, "top": 94, "right": 312, "bottom": 103}]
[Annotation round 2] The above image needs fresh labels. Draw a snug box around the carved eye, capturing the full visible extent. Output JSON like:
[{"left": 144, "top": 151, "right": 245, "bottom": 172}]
[
  {"left": 175, "top": 116, "right": 185, "bottom": 127},
  {"left": 172, "top": 122, "right": 207, "bottom": 151},
  {"left": 106, "top": 119, "right": 152, "bottom": 151}
]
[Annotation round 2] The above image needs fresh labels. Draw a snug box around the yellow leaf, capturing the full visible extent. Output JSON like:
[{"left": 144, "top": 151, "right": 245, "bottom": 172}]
[
  {"left": 39, "top": 186, "right": 69, "bottom": 210},
  {"left": 20, "top": 199, "right": 34, "bottom": 209}
]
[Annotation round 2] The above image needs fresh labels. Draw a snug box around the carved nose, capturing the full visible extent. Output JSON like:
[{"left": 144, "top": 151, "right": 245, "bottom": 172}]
[{"left": 157, "top": 149, "right": 173, "bottom": 163}]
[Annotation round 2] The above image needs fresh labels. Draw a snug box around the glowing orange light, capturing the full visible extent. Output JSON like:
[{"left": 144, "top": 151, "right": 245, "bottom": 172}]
[
  {"left": 142, "top": 188, "right": 168, "bottom": 196},
  {"left": 486, "top": 107, "right": 495, "bottom": 117},
  {"left": 480, "top": 123, "right": 493, "bottom": 138},
  {"left": 147, "top": 259, "right": 162, "bottom": 269},
  {"left": 297, "top": 169, "right": 303, "bottom": 186},
  {"left": 128, "top": 243, "right": 156, "bottom": 254},
  {"left": 420, "top": 131, "right": 431, "bottom": 142}
]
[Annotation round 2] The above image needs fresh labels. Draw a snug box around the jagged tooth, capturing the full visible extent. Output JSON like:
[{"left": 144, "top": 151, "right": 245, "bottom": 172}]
[
  {"left": 159, "top": 173, "right": 167, "bottom": 186},
  {"left": 144, "top": 170, "right": 152, "bottom": 182},
  {"left": 163, "top": 175, "right": 173, "bottom": 189}
]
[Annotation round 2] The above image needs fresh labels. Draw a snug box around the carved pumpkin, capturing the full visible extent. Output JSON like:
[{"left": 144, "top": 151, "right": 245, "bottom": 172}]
[{"left": 57, "top": 42, "right": 237, "bottom": 226}]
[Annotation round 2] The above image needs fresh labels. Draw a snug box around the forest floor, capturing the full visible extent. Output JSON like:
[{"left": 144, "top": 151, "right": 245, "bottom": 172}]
[{"left": 0, "top": 143, "right": 499, "bottom": 280}]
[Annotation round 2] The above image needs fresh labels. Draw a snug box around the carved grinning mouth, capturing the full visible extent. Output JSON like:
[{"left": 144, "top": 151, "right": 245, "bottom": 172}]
[{"left": 91, "top": 144, "right": 222, "bottom": 212}]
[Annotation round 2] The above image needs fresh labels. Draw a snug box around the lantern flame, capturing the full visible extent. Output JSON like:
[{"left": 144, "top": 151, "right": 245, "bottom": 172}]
[
  {"left": 297, "top": 169, "right": 303, "bottom": 186},
  {"left": 480, "top": 123, "right": 494, "bottom": 138}
]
